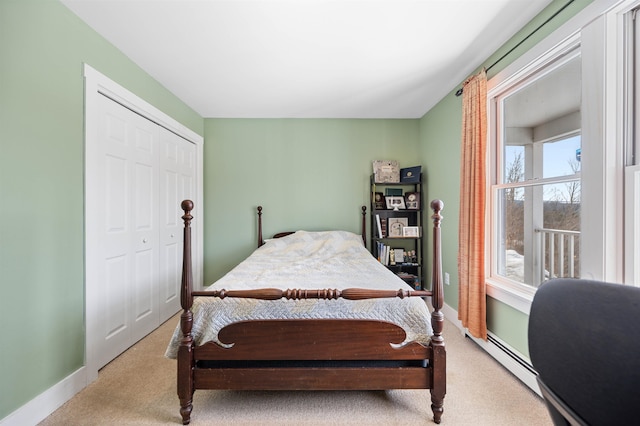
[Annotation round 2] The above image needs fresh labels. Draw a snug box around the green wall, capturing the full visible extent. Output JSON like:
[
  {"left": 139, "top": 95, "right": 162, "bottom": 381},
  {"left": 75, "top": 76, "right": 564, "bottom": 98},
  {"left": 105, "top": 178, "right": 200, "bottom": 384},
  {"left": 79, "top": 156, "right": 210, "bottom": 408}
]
[
  {"left": 419, "top": 0, "right": 593, "bottom": 357},
  {"left": 0, "top": 0, "right": 203, "bottom": 418},
  {"left": 203, "top": 118, "right": 420, "bottom": 284},
  {"left": 419, "top": 92, "right": 463, "bottom": 308}
]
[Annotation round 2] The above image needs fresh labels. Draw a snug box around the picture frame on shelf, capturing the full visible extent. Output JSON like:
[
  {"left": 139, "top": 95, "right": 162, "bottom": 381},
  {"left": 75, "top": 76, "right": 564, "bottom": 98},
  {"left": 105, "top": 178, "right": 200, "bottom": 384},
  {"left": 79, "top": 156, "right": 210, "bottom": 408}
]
[
  {"left": 388, "top": 218, "right": 408, "bottom": 237},
  {"left": 385, "top": 196, "right": 406, "bottom": 211},
  {"left": 393, "top": 248, "right": 405, "bottom": 263},
  {"left": 402, "top": 226, "right": 422, "bottom": 238},
  {"left": 373, "top": 192, "right": 386, "bottom": 209},
  {"left": 404, "top": 192, "right": 420, "bottom": 210}
]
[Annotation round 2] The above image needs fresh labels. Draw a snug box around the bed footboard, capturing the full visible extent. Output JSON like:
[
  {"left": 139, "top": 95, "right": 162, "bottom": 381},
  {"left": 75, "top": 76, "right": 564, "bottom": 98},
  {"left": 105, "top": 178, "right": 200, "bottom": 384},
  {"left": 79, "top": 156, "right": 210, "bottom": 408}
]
[{"left": 196, "top": 319, "right": 430, "bottom": 360}]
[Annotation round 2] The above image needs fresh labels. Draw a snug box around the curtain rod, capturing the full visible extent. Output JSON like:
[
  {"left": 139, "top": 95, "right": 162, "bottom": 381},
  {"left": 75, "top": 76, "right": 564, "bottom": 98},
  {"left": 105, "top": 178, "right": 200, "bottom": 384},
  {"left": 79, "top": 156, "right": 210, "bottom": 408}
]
[{"left": 455, "top": 0, "right": 575, "bottom": 97}]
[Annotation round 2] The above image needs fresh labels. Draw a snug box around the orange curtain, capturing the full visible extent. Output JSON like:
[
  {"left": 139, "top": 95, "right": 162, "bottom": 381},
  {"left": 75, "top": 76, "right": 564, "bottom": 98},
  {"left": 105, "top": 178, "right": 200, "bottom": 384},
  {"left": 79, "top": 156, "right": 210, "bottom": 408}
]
[{"left": 458, "top": 70, "right": 488, "bottom": 340}]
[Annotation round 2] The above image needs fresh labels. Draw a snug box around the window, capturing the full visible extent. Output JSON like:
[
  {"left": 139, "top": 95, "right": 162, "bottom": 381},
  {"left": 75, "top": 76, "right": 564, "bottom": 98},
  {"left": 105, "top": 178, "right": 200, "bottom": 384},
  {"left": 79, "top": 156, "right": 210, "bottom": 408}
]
[
  {"left": 498, "top": 135, "right": 581, "bottom": 288},
  {"left": 479, "top": 0, "right": 633, "bottom": 396},
  {"left": 490, "top": 50, "right": 581, "bottom": 294}
]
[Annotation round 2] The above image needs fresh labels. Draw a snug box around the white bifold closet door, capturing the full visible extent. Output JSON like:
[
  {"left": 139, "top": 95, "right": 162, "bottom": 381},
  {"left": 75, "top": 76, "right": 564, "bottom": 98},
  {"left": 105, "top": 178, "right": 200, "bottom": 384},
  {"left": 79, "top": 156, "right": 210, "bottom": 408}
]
[
  {"left": 93, "top": 93, "right": 195, "bottom": 369},
  {"left": 158, "top": 123, "right": 196, "bottom": 320}
]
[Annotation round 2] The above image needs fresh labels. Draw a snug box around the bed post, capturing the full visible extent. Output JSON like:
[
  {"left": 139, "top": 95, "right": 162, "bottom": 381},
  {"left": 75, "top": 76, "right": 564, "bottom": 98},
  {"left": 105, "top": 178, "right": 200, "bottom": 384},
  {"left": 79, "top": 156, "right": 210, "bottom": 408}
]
[
  {"left": 178, "top": 200, "right": 195, "bottom": 425},
  {"left": 429, "top": 199, "right": 446, "bottom": 424},
  {"left": 361, "top": 205, "right": 367, "bottom": 247},
  {"left": 257, "top": 206, "right": 264, "bottom": 247}
]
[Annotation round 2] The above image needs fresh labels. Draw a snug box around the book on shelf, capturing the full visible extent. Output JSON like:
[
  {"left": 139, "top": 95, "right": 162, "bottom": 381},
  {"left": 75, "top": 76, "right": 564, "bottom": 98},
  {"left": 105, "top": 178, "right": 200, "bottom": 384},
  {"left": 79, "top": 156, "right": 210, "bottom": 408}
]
[
  {"left": 378, "top": 242, "right": 386, "bottom": 265},
  {"left": 375, "top": 214, "right": 388, "bottom": 238},
  {"left": 376, "top": 242, "right": 396, "bottom": 266},
  {"left": 400, "top": 165, "right": 421, "bottom": 183},
  {"left": 377, "top": 244, "right": 411, "bottom": 266},
  {"left": 372, "top": 160, "right": 400, "bottom": 183},
  {"left": 376, "top": 241, "right": 384, "bottom": 263},
  {"left": 385, "top": 187, "right": 403, "bottom": 196}
]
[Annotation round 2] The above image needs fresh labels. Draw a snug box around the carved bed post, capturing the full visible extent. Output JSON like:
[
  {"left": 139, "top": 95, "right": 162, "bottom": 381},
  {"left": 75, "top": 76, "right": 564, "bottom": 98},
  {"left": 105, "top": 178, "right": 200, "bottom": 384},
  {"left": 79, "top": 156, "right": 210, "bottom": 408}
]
[
  {"left": 178, "top": 200, "right": 195, "bottom": 425},
  {"left": 361, "top": 205, "right": 367, "bottom": 247},
  {"left": 257, "top": 206, "right": 263, "bottom": 247},
  {"left": 429, "top": 199, "right": 446, "bottom": 424}
]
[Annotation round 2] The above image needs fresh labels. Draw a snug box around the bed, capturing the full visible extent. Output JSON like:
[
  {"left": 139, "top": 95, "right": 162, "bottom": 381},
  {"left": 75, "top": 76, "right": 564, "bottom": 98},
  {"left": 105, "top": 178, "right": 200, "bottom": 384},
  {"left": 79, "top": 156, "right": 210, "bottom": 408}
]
[{"left": 167, "top": 199, "right": 446, "bottom": 424}]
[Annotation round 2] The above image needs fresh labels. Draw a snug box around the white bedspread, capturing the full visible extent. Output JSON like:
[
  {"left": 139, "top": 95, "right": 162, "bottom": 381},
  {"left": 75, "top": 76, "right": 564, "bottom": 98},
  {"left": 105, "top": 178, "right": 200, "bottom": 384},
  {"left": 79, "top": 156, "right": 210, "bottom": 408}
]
[{"left": 165, "top": 230, "right": 433, "bottom": 358}]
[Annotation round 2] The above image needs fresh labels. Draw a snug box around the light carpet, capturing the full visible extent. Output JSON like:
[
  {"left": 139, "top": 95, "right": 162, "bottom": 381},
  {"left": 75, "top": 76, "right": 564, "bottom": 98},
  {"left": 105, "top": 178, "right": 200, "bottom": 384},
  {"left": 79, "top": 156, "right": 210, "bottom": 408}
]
[{"left": 40, "top": 315, "right": 551, "bottom": 425}]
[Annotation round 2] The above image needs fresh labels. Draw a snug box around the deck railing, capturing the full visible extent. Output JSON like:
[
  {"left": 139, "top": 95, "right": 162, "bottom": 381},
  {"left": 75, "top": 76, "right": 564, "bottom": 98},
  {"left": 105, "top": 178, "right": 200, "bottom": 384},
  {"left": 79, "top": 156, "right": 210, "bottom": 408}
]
[{"left": 535, "top": 228, "right": 580, "bottom": 281}]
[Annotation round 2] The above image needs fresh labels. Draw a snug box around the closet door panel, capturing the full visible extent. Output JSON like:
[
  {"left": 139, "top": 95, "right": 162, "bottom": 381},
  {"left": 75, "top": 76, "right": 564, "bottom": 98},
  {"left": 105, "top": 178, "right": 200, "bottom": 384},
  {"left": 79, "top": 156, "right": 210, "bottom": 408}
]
[
  {"left": 159, "top": 128, "right": 196, "bottom": 319},
  {"left": 130, "top": 111, "right": 159, "bottom": 339},
  {"left": 94, "top": 94, "right": 159, "bottom": 369},
  {"left": 97, "top": 99, "right": 133, "bottom": 369},
  {"left": 160, "top": 168, "right": 180, "bottom": 311}
]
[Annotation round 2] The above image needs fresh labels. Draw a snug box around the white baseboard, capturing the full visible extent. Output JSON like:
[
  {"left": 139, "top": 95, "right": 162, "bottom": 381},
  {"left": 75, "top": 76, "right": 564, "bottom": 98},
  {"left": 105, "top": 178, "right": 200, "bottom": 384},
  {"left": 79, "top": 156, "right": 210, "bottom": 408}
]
[
  {"left": 441, "top": 302, "right": 541, "bottom": 397},
  {"left": 0, "top": 367, "right": 87, "bottom": 426},
  {"left": 441, "top": 302, "right": 465, "bottom": 333}
]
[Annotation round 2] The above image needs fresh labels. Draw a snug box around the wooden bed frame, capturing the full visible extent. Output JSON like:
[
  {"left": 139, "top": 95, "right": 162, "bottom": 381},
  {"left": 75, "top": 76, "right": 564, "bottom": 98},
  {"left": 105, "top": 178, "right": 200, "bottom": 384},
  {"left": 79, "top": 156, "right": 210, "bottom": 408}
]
[{"left": 176, "top": 200, "right": 446, "bottom": 424}]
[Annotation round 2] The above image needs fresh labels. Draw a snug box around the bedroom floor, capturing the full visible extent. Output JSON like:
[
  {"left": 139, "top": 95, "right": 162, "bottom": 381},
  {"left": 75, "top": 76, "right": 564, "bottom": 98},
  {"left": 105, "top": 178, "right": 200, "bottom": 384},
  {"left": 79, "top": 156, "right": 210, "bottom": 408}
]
[{"left": 40, "top": 315, "right": 551, "bottom": 425}]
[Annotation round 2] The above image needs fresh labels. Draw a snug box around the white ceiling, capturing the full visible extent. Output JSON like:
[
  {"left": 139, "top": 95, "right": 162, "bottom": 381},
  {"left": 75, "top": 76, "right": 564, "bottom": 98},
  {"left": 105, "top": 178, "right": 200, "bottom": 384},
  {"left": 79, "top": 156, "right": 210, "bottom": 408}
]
[{"left": 61, "top": 0, "right": 554, "bottom": 118}]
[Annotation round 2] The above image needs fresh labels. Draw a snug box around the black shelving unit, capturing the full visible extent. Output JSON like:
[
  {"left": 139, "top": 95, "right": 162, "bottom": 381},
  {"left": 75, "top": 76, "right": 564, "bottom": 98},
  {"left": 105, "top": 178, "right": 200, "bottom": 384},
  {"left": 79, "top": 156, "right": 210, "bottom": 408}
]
[{"left": 370, "top": 173, "right": 423, "bottom": 290}]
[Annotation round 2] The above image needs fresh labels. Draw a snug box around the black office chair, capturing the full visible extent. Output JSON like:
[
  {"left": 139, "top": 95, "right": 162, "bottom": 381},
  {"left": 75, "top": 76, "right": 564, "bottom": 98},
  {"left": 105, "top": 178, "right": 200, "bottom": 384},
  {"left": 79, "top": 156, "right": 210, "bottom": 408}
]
[{"left": 528, "top": 278, "right": 640, "bottom": 426}]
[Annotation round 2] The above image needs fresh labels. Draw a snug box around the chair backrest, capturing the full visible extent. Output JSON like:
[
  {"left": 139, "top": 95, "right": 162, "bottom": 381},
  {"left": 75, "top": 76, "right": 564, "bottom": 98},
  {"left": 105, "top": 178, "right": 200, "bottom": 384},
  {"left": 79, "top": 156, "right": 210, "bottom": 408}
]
[{"left": 528, "top": 278, "right": 640, "bottom": 426}]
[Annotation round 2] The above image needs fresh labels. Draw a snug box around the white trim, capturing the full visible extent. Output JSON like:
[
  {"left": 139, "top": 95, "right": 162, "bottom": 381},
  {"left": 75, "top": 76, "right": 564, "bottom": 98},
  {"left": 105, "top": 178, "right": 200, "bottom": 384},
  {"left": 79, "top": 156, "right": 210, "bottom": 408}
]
[
  {"left": 625, "top": 165, "right": 640, "bottom": 285},
  {"left": 0, "top": 367, "right": 86, "bottom": 426},
  {"left": 580, "top": 14, "right": 610, "bottom": 281},
  {"left": 83, "top": 65, "right": 202, "bottom": 144},
  {"left": 487, "top": 25, "right": 582, "bottom": 307},
  {"left": 441, "top": 301, "right": 465, "bottom": 334},
  {"left": 488, "top": 33, "right": 581, "bottom": 98},
  {"left": 83, "top": 63, "right": 204, "bottom": 382},
  {"left": 488, "top": 37, "right": 582, "bottom": 305},
  {"left": 486, "top": 281, "right": 533, "bottom": 315},
  {"left": 610, "top": 0, "right": 640, "bottom": 287}
]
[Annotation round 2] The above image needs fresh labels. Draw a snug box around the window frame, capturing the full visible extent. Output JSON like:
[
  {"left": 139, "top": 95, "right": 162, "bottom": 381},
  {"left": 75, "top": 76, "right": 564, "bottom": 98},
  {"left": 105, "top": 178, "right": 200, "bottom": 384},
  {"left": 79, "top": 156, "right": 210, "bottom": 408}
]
[
  {"left": 485, "top": 0, "right": 638, "bottom": 314},
  {"left": 486, "top": 35, "right": 585, "bottom": 314}
]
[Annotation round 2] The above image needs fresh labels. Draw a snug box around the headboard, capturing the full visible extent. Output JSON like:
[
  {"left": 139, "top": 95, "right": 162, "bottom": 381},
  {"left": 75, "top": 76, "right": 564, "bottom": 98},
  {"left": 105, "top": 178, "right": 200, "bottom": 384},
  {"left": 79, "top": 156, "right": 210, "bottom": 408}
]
[{"left": 257, "top": 206, "right": 368, "bottom": 248}]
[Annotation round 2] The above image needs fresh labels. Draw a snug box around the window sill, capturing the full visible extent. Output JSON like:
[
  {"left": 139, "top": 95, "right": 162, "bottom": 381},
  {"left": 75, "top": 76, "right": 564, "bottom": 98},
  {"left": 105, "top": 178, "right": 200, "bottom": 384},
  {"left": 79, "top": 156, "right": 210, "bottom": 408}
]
[{"left": 486, "top": 278, "right": 535, "bottom": 315}]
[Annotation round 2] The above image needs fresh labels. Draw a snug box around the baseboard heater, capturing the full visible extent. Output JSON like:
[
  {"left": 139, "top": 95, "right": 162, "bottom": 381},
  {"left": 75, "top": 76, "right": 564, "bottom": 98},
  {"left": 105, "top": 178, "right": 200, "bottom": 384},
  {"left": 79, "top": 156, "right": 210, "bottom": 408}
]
[
  {"left": 487, "top": 334, "right": 537, "bottom": 374},
  {"left": 466, "top": 331, "right": 541, "bottom": 397}
]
